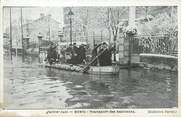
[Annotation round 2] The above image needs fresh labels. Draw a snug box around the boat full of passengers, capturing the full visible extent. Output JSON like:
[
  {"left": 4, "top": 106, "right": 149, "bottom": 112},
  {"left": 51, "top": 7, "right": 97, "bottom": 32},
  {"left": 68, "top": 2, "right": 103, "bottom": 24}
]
[{"left": 42, "top": 63, "right": 120, "bottom": 75}]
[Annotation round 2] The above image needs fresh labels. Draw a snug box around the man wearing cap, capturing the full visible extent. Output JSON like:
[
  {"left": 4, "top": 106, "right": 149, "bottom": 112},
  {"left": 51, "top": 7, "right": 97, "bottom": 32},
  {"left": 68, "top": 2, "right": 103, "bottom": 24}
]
[
  {"left": 78, "top": 44, "right": 86, "bottom": 64},
  {"left": 91, "top": 43, "right": 102, "bottom": 66},
  {"left": 98, "top": 42, "right": 113, "bottom": 66}
]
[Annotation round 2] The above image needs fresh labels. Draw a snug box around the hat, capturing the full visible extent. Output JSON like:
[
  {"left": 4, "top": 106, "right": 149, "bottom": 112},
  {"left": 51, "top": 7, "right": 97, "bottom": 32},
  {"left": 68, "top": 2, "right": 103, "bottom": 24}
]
[{"left": 102, "top": 41, "right": 109, "bottom": 45}]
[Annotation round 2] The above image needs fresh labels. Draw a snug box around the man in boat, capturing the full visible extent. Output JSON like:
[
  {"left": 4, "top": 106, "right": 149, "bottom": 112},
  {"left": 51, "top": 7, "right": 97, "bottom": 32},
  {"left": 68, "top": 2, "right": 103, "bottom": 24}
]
[
  {"left": 59, "top": 46, "right": 66, "bottom": 63},
  {"left": 78, "top": 44, "right": 86, "bottom": 64},
  {"left": 65, "top": 44, "right": 73, "bottom": 64},
  {"left": 66, "top": 43, "right": 79, "bottom": 64},
  {"left": 91, "top": 43, "right": 102, "bottom": 66},
  {"left": 46, "top": 43, "right": 59, "bottom": 65},
  {"left": 71, "top": 43, "right": 79, "bottom": 64},
  {"left": 98, "top": 42, "right": 114, "bottom": 66}
]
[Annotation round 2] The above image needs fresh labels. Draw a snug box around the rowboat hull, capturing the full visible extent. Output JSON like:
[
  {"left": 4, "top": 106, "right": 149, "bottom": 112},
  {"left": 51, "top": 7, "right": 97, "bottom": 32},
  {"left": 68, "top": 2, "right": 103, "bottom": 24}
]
[
  {"left": 88, "top": 66, "right": 120, "bottom": 75},
  {"left": 41, "top": 63, "right": 119, "bottom": 75}
]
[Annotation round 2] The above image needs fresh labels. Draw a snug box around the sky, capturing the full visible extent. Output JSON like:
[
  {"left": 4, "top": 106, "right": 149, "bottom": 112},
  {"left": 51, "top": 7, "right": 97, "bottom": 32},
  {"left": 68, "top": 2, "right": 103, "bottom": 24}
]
[{"left": 3, "top": 7, "right": 64, "bottom": 32}]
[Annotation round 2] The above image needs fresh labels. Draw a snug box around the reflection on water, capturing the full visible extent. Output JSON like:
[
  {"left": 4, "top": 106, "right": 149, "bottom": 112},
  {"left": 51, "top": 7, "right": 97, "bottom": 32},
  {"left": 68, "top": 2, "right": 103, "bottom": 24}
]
[{"left": 4, "top": 55, "right": 178, "bottom": 109}]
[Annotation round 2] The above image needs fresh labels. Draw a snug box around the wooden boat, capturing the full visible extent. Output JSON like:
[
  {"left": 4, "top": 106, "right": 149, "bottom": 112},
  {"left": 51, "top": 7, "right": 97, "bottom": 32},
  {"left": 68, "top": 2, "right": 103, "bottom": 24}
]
[
  {"left": 88, "top": 65, "right": 119, "bottom": 75},
  {"left": 41, "top": 45, "right": 121, "bottom": 74},
  {"left": 41, "top": 63, "right": 119, "bottom": 75}
]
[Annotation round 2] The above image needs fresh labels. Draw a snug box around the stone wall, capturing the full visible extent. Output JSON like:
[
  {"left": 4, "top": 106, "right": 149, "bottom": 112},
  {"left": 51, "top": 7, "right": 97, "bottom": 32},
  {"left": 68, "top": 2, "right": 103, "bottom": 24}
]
[{"left": 140, "top": 53, "right": 178, "bottom": 71}]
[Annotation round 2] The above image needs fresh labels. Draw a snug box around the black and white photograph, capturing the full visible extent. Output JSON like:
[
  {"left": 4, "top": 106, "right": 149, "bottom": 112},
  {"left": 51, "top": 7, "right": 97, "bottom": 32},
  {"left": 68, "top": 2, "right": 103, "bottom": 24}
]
[{"left": 2, "top": 6, "right": 178, "bottom": 110}]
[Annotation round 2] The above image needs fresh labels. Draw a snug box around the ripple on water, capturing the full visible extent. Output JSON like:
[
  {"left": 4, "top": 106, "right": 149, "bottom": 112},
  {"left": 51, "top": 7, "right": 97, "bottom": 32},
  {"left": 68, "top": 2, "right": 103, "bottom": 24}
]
[{"left": 4, "top": 58, "right": 178, "bottom": 109}]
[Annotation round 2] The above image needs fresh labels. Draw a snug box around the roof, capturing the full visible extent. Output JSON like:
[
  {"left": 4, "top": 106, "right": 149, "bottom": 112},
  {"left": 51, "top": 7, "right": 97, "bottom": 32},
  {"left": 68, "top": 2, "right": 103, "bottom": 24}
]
[{"left": 23, "top": 14, "right": 61, "bottom": 28}]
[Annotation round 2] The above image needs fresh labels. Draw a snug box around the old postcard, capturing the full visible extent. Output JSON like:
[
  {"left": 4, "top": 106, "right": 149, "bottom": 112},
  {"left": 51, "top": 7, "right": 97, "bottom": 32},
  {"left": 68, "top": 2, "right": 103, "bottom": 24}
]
[{"left": 0, "top": 0, "right": 180, "bottom": 116}]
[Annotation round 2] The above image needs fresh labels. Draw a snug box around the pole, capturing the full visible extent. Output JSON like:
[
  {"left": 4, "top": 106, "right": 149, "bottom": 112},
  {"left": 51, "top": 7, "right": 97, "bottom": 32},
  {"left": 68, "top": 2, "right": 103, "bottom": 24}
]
[
  {"left": 101, "top": 30, "right": 103, "bottom": 42},
  {"left": 38, "top": 37, "right": 40, "bottom": 63},
  {"left": 70, "top": 17, "right": 72, "bottom": 45},
  {"left": 107, "top": 8, "right": 111, "bottom": 44},
  {"left": 108, "top": 30, "right": 111, "bottom": 44},
  {"left": 16, "top": 39, "right": 18, "bottom": 57},
  {"left": 129, "top": 7, "right": 136, "bottom": 27},
  {"left": 128, "top": 36, "right": 132, "bottom": 66},
  {"left": 75, "top": 32, "right": 77, "bottom": 43},
  {"left": 113, "top": 35, "right": 116, "bottom": 62},
  {"left": 86, "top": 9, "right": 89, "bottom": 44},
  {"left": 20, "top": 8, "right": 24, "bottom": 62},
  {"left": 48, "top": 18, "right": 51, "bottom": 41},
  {"left": 9, "top": 8, "right": 12, "bottom": 61},
  {"left": 86, "top": 32, "right": 88, "bottom": 44},
  {"left": 59, "top": 35, "right": 61, "bottom": 43},
  {"left": 93, "top": 32, "right": 95, "bottom": 47}
]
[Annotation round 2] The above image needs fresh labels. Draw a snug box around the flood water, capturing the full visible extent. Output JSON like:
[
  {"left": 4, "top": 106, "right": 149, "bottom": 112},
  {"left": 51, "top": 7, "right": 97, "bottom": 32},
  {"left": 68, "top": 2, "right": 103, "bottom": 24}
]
[{"left": 4, "top": 55, "right": 178, "bottom": 109}]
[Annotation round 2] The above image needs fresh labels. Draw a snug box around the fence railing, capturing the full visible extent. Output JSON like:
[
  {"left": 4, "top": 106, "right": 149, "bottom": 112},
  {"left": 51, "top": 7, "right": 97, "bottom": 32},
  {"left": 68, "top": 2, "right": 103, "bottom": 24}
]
[{"left": 131, "top": 34, "right": 178, "bottom": 56}]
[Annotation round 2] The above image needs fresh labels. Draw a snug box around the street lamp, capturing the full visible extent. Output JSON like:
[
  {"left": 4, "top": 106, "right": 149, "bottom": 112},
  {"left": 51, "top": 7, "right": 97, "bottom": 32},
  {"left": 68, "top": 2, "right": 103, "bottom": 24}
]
[{"left": 68, "top": 8, "right": 74, "bottom": 46}]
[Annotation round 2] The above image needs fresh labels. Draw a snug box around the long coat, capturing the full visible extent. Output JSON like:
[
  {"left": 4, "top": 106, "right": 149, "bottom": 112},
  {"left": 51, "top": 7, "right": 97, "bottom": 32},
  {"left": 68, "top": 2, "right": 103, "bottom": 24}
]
[{"left": 98, "top": 48, "right": 112, "bottom": 66}]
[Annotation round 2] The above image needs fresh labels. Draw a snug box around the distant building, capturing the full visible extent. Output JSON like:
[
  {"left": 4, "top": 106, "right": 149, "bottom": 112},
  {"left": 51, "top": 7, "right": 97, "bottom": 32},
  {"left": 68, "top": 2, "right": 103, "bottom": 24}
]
[{"left": 5, "top": 13, "right": 62, "bottom": 49}]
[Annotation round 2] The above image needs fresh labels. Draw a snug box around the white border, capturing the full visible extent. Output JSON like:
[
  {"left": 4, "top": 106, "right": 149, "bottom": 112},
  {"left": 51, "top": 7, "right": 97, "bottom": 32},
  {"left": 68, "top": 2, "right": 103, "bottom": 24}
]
[{"left": 0, "top": 0, "right": 180, "bottom": 116}]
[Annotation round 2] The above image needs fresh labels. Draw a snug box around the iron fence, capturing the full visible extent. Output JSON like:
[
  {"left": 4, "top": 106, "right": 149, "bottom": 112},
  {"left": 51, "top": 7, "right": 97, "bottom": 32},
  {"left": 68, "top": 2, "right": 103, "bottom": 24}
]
[{"left": 131, "top": 34, "right": 178, "bottom": 56}]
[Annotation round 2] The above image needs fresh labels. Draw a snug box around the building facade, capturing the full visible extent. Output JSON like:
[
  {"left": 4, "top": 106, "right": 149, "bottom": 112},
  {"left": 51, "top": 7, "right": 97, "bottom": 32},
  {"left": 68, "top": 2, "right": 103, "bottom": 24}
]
[{"left": 5, "top": 13, "right": 62, "bottom": 49}]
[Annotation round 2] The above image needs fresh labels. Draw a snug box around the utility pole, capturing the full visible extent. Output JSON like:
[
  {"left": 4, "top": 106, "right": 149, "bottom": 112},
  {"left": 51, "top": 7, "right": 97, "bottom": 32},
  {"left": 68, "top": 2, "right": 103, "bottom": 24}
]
[
  {"left": 113, "top": 9, "right": 120, "bottom": 62},
  {"left": 101, "top": 30, "right": 103, "bottom": 42},
  {"left": 93, "top": 31, "right": 95, "bottom": 47},
  {"left": 20, "top": 7, "right": 24, "bottom": 62},
  {"left": 48, "top": 17, "right": 51, "bottom": 41},
  {"left": 26, "top": 20, "right": 30, "bottom": 35},
  {"left": 70, "top": 16, "right": 72, "bottom": 45},
  {"left": 68, "top": 9, "right": 74, "bottom": 45},
  {"left": 75, "top": 32, "right": 76, "bottom": 43},
  {"left": 9, "top": 8, "right": 12, "bottom": 61},
  {"left": 145, "top": 6, "right": 148, "bottom": 17},
  {"left": 86, "top": 9, "right": 89, "bottom": 44},
  {"left": 107, "top": 8, "right": 111, "bottom": 44}
]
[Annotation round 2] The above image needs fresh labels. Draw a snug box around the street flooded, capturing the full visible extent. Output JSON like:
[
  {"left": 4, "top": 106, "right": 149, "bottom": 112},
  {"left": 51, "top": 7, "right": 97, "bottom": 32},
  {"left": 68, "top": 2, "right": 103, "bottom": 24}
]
[{"left": 4, "top": 56, "right": 178, "bottom": 109}]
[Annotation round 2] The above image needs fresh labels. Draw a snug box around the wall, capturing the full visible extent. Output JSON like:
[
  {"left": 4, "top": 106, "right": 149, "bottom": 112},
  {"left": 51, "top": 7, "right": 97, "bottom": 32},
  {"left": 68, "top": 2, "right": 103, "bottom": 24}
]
[{"left": 140, "top": 53, "right": 178, "bottom": 71}]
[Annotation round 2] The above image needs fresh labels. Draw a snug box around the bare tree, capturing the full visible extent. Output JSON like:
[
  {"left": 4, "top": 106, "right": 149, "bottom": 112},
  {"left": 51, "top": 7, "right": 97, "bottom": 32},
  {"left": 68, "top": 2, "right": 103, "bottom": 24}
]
[
  {"left": 109, "top": 7, "right": 128, "bottom": 42},
  {"left": 71, "top": 7, "right": 89, "bottom": 41},
  {"left": 96, "top": 7, "right": 128, "bottom": 43}
]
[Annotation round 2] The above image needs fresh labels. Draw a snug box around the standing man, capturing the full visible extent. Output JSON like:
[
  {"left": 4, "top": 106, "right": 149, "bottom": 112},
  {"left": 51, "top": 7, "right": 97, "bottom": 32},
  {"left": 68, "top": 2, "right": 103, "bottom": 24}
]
[
  {"left": 79, "top": 44, "right": 86, "bottom": 64},
  {"left": 91, "top": 43, "right": 102, "bottom": 66},
  {"left": 98, "top": 42, "right": 114, "bottom": 66},
  {"left": 46, "top": 43, "right": 59, "bottom": 65}
]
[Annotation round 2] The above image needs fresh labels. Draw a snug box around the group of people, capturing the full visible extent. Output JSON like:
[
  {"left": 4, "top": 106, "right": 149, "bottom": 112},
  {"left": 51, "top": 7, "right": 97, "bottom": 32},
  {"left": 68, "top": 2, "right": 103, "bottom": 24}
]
[
  {"left": 45, "top": 41, "right": 114, "bottom": 66},
  {"left": 65, "top": 43, "right": 86, "bottom": 65},
  {"left": 45, "top": 43, "right": 86, "bottom": 65}
]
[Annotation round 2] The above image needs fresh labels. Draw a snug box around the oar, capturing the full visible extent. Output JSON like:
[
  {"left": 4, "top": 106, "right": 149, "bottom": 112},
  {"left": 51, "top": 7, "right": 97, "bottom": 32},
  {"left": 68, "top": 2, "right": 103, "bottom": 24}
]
[{"left": 81, "top": 48, "right": 107, "bottom": 73}]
